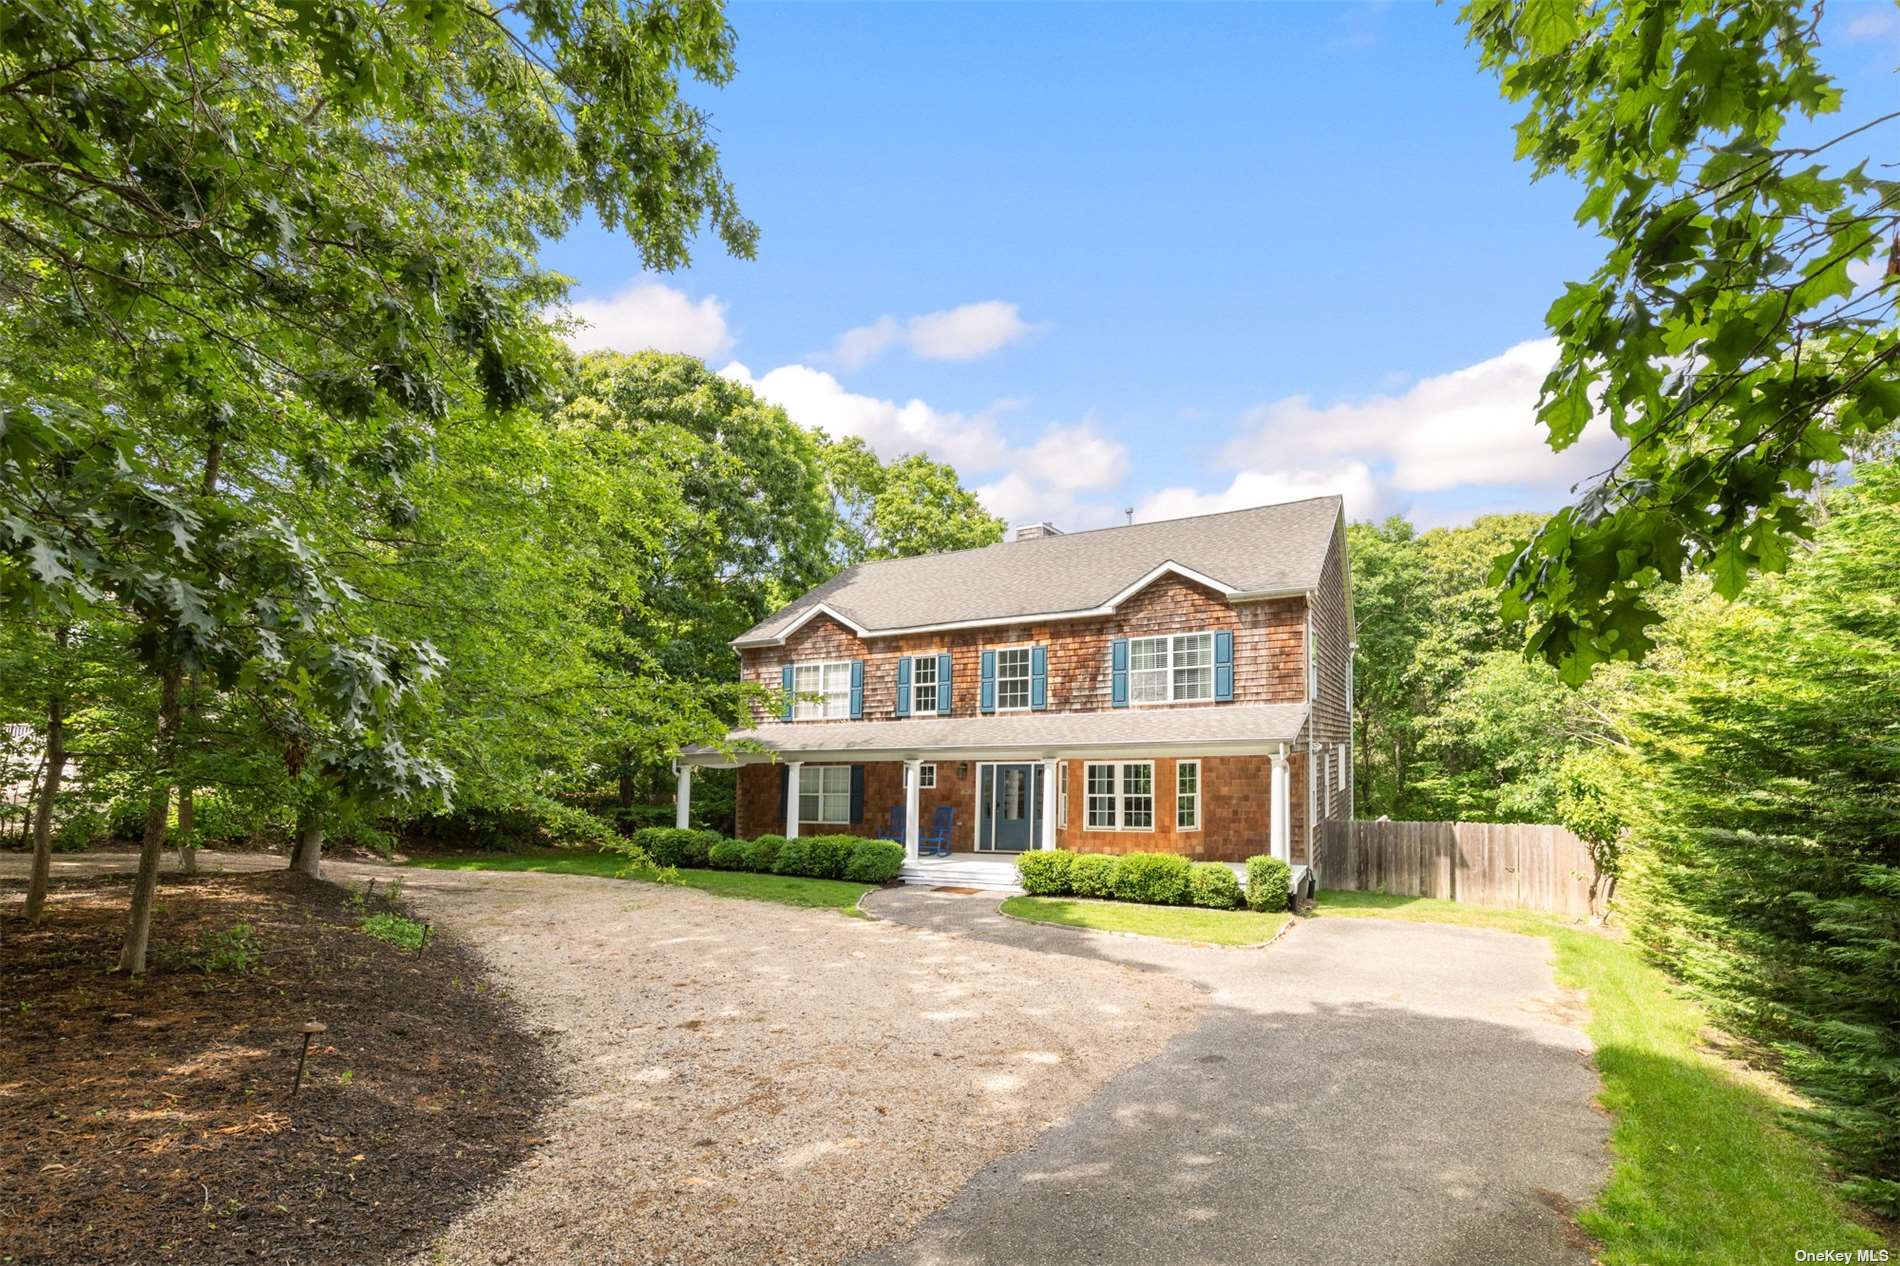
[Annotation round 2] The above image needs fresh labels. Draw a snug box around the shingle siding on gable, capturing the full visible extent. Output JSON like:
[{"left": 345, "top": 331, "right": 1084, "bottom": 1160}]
[{"left": 740, "top": 572, "right": 1311, "bottom": 724}]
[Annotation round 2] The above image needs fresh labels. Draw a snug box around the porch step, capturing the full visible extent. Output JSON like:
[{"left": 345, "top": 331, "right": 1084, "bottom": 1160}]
[{"left": 899, "top": 861, "right": 1024, "bottom": 894}]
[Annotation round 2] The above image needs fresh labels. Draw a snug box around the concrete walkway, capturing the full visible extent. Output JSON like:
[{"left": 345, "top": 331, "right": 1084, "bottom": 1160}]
[{"left": 855, "top": 888, "right": 1608, "bottom": 1266}]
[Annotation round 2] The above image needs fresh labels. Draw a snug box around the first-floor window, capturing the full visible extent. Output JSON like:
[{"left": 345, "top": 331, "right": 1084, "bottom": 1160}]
[
  {"left": 904, "top": 762, "right": 937, "bottom": 790},
  {"left": 793, "top": 660, "right": 853, "bottom": 720},
  {"left": 1085, "top": 761, "right": 1156, "bottom": 830},
  {"left": 1176, "top": 760, "right": 1200, "bottom": 830},
  {"left": 1058, "top": 762, "right": 1069, "bottom": 828},
  {"left": 799, "top": 765, "right": 852, "bottom": 823}
]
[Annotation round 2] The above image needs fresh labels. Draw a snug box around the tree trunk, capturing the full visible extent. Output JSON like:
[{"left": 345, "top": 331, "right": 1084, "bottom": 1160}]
[
  {"left": 290, "top": 806, "right": 323, "bottom": 878},
  {"left": 176, "top": 784, "right": 196, "bottom": 874},
  {"left": 617, "top": 762, "right": 635, "bottom": 812},
  {"left": 24, "top": 691, "right": 67, "bottom": 922},
  {"left": 118, "top": 666, "right": 183, "bottom": 975}
]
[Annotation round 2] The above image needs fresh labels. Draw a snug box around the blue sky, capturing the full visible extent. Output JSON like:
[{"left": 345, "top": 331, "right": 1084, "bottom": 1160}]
[{"left": 547, "top": 1, "right": 1900, "bottom": 531}]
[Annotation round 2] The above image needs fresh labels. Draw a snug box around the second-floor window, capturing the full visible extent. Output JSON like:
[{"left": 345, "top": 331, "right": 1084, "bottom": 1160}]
[
  {"left": 995, "top": 647, "right": 1032, "bottom": 710},
  {"left": 1129, "top": 632, "right": 1214, "bottom": 704},
  {"left": 793, "top": 660, "right": 853, "bottom": 720},
  {"left": 911, "top": 655, "right": 939, "bottom": 714}
]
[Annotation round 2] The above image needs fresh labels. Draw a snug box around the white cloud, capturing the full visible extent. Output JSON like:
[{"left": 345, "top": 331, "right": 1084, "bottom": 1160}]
[
  {"left": 720, "top": 360, "right": 1128, "bottom": 529},
  {"left": 830, "top": 300, "right": 1039, "bottom": 368},
  {"left": 1845, "top": 9, "right": 1898, "bottom": 40},
  {"left": 561, "top": 281, "right": 732, "bottom": 358},
  {"left": 1136, "top": 464, "right": 1385, "bottom": 525},
  {"left": 1217, "top": 338, "right": 1622, "bottom": 505}
]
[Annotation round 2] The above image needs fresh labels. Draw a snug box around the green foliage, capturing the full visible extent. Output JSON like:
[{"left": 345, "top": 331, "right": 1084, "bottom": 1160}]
[
  {"left": 1186, "top": 862, "right": 1242, "bottom": 910},
  {"left": 628, "top": 827, "right": 723, "bottom": 869},
  {"left": 1014, "top": 849, "right": 1075, "bottom": 896},
  {"left": 707, "top": 838, "right": 751, "bottom": 871},
  {"left": 843, "top": 839, "right": 906, "bottom": 884},
  {"left": 821, "top": 437, "right": 1007, "bottom": 564},
  {"left": 1611, "top": 461, "right": 1900, "bottom": 1214},
  {"left": 769, "top": 834, "right": 859, "bottom": 880},
  {"left": 1462, "top": 0, "right": 1900, "bottom": 681},
  {"left": 1067, "top": 852, "right": 1121, "bottom": 899},
  {"left": 746, "top": 835, "right": 786, "bottom": 873},
  {"left": 190, "top": 924, "right": 261, "bottom": 974},
  {"left": 357, "top": 912, "right": 429, "bottom": 952},
  {"left": 1245, "top": 856, "right": 1292, "bottom": 913},
  {"left": 1110, "top": 852, "right": 1190, "bottom": 906}
]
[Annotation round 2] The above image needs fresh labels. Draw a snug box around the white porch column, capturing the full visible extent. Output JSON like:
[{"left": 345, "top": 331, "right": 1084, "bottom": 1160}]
[
  {"left": 784, "top": 761, "right": 803, "bottom": 840},
  {"left": 1039, "top": 758, "right": 1059, "bottom": 850},
  {"left": 903, "top": 758, "right": 922, "bottom": 862},
  {"left": 674, "top": 763, "right": 692, "bottom": 829},
  {"left": 1269, "top": 749, "right": 1291, "bottom": 863}
]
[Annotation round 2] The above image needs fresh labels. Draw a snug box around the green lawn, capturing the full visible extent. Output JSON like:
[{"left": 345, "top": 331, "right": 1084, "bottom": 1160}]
[
  {"left": 1312, "top": 890, "right": 1887, "bottom": 1265},
  {"left": 999, "top": 896, "right": 1291, "bottom": 946},
  {"left": 406, "top": 852, "right": 876, "bottom": 913}
]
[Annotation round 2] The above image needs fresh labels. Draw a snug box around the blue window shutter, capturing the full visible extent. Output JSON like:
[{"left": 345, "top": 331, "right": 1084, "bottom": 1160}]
[
  {"left": 979, "top": 649, "right": 997, "bottom": 714},
  {"left": 850, "top": 659, "right": 864, "bottom": 719},
  {"left": 1110, "top": 638, "right": 1129, "bottom": 707},
  {"left": 849, "top": 765, "right": 865, "bottom": 823},
  {"left": 936, "top": 652, "right": 953, "bottom": 715},
  {"left": 780, "top": 664, "right": 795, "bottom": 720},
  {"left": 894, "top": 656, "right": 912, "bottom": 718},
  {"left": 778, "top": 765, "right": 789, "bottom": 820},
  {"left": 1030, "top": 644, "right": 1048, "bottom": 711},
  {"left": 1214, "top": 630, "right": 1234, "bottom": 701}
]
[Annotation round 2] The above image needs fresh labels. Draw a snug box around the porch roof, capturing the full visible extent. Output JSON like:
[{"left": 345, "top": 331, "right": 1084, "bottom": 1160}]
[{"left": 677, "top": 703, "right": 1310, "bottom": 767}]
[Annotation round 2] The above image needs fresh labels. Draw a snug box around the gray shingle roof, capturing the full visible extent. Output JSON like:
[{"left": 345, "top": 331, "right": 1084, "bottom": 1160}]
[
  {"left": 679, "top": 703, "right": 1310, "bottom": 765},
  {"left": 736, "top": 495, "right": 1343, "bottom": 645}
]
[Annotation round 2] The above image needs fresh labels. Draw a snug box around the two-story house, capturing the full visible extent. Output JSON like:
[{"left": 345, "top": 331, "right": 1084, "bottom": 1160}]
[{"left": 675, "top": 495, "right": 1353, "bottom": 892}]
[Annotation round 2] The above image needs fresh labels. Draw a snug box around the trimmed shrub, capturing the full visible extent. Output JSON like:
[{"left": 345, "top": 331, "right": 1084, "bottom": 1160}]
[
  {"left": 1113, "top": 852, "right": 1191, "bottom": 905},
  {"left": 1015, "top": 850, "right": 1075, "bottom": 896},
  {"left": 1245, "top": 855, "right": 1292, "bottom": 912},
  {"left": 707, "top": 838, "right": 750, "bottom": 871},
  {"left": 845, "top": 839, "right": 906, "bottom": 884},
  {"left": 746, "top": 835, "right": 786, "bottom": 873},
  {"left": 772, "top": 837, "right": 814, "bottom": 877},
  {"left": 1068, "top": 852, "right": 1120, "bottom": 899},
  {"left": 1187, "top": 862, "right": 1243, "bottom": 910},
  {"left": 630, "top": 827, "right": 723, "bottom": 868},
  {"left": 801, "top": 834, "right": 858, "bottom": 879}
]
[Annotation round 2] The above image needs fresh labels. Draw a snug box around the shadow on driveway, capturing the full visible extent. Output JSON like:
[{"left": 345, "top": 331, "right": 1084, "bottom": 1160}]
[{"left": 854, "top": 889, "right": 1608, "bottom": 1266}]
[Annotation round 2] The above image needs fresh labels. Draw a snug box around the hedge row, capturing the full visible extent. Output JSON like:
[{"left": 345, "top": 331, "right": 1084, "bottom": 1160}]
[
  {"left": 626, "top": 827, "right": 905, "bottom": 885},
  {"left": 1015, "top": 849, "right": 1290, "bottom": 912}
]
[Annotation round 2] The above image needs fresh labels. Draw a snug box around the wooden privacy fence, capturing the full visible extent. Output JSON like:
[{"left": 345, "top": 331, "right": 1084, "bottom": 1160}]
[{"left": 1314, "top": 819, "right": 1597, "bottom": 916}]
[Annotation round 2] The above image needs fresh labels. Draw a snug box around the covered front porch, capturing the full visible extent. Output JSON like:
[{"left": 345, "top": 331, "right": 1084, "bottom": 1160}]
[{"left": 676, "top": 704, "right": 1316, "bottom": 886}]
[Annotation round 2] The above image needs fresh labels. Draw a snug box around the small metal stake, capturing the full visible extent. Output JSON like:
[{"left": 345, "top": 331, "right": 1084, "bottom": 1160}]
[
  {"left": 294, "top": 1021, "right": 327, "bottom": 1096},
  {"left": 365, "top": 879, "right": 376, "bottom": 902},
  {"left": 417, "top": 921, "right": 432, "bottom": 957}
]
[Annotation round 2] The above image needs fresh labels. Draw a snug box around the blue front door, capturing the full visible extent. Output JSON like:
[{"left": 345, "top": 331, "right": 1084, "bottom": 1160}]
[{"left": 978, "top": 763, "right": 1042, "bottom": 851}]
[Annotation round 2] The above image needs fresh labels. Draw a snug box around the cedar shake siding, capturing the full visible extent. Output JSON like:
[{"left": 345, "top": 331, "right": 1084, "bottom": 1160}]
[{"left": 736, "top": 755, "right": 1305, "bottom": 864}]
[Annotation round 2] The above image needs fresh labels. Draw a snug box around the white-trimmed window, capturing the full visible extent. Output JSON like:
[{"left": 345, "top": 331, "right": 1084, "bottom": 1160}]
[
  {"left": 1058, "top": 763, "right": 1069, "bottom": 829},
  {"left": 903, "top": 762, "right": 937, "bottom": 790},
  {"left": 994, "top": 646, "right": 1032, "bottom": 710},
  {"left": 792, "top": 660, "right": 853, "bottom": 720},
  {"left": 1176, "top": 760, "right": 1200, "bottom": 830},
  {"left": 1128, "top": 632, "right": 1214, "bottom": 704},
  {"left": 798, "top": 765, "right": 852, "bottom": 823},
  {"left": 911, "top": 655, "right": 939, "bottom": 715},
  {"left": 1084, "top": 761, "right": 1156, "bottom": 830}
]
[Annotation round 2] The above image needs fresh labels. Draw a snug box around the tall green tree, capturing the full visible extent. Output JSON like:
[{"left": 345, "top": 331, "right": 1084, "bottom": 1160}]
[
  {"left": 0, "top": 0, "right": 755, "bottom": 970},
  {"left": 1615, "top": 459, "right": 1900, "bottom": 1215},
  {"left": 820, "top": 437, "right": 1007, "bottom": 564},
  {"left": 1344, "top": 517, "right": 1430, "bottom": 815},
  {"left": 1463, "top": 0, "right": 1900, "bottom": 682}
]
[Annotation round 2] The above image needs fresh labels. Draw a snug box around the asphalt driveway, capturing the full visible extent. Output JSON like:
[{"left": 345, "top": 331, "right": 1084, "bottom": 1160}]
[{"left": 856, "top": 889, "right": 1607, "bottom": 1266}]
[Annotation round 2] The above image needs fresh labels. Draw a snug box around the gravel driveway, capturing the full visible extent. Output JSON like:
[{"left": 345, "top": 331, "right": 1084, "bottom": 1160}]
[
  {"left": 4, "top": 851, "right": 1202, "bottom": 1265},
  {"left": 855, "top": 889, "right": 1608, "bottom": 1266}
]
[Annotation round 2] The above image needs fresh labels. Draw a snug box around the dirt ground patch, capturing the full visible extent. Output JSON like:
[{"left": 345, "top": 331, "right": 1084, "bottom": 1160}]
[{"left": 0, "top": 871, "right": 549, "bottom": 1265}]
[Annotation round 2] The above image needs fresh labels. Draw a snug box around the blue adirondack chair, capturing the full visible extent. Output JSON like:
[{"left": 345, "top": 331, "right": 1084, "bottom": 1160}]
[
  {"left": 919, "top": 804, "right": 956, "bottom": 857},
  {"left": 873, "top": 803, "right": 904, "bottom": 842}
]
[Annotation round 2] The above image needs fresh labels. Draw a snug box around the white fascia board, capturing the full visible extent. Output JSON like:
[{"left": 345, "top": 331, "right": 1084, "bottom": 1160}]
[
  {"left": 1225, "top": 585, "right": 1313, "bottom": 603},
  {"left": 1098, "top": 560, "right": 1237, "bottom": 608},
  {"left": 676, "top": 728, "right": 1309, "bottom": 769},
  {"left": 731, "top": 602, "right": 869, "bottom": 649}
]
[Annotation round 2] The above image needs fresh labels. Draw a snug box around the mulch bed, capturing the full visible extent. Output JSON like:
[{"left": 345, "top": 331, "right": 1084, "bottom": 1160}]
[{"left": 0, "top": 870, "right": 551, "bottom": 1265}]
